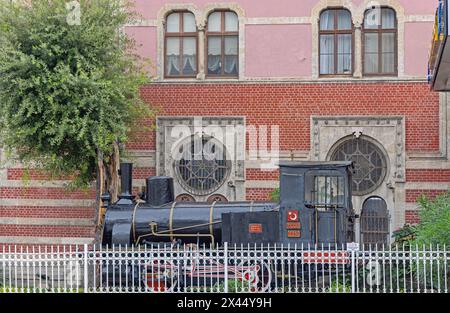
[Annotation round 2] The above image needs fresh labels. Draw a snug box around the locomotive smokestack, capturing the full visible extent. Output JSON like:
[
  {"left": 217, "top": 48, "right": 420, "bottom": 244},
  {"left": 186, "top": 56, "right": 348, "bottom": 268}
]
[{"left": 117, "top": 162, "right": 133, "bottom": 205}]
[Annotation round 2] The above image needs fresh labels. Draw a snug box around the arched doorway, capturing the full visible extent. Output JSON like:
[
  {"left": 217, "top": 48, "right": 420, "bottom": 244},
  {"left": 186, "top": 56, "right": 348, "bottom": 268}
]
[{"left": 360, "top": 197, "right": 389, "bottom": 247}]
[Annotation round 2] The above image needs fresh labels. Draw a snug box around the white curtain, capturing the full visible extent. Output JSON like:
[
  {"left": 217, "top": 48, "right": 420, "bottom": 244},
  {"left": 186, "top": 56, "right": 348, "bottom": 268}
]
[
  {"left": 183, "top": 12, "right": 196, "bottom": 32},
  {"left": 183, "top": 37, "right": 196, "bottom": 75},
  {"left": 320, "top": 10, "right": 334, "bottom": 30},
  {"left": 382, "top": 33, "right": 395, "bottom": 73},
  {"left": 166, "top": 38, "right": 180, "bottom": 75},
  {"left": 320, "top": 35, "right": 334, "bottom": 74},
  {"left": 337, "top": 10, "right": 351, "bottom": 30},
  {"left": 364, "top": 8, "right": 380, "bottom": 29},
  {"left": 166, "top": 13, "right": 180, "bottom": 32},
  {"left": 224, "top": 37, "right": 238, "bottom": 74},
  {"left": 208, "top": 37, "right": 222, "bottom": 74},
  {"left": 225, "top": 11, "right": 238, "bottom": 32},
  {"left": 208, "top": 12, "right": 221, "bottom": 32},
  {"left": 381, "top": 8, "right": 395, "bottom": 29},
  {"left": 337, "top": 34, "right": 352, "bottom": 74},
  {"left": 364, "top": 33, "right": 379, "bottom": 73}
]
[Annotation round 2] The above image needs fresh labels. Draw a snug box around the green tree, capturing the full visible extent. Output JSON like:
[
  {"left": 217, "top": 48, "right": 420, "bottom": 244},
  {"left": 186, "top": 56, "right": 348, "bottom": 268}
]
[
  {"left": 0, "top": 0, "right": 152, "bottom": 227},
  {"left": 269, "top": 187, "right": 280, "bottom": 202},
  {"left": 414, "top": 191, "right": 450, "bottom": 247}
]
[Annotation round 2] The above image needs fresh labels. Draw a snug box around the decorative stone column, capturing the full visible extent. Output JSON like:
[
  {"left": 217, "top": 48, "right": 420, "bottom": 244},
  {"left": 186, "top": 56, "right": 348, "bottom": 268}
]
[
  {"left": 353, "top": 21, "right": 363, "bottom": 78},
  {"left": 196, "top": 22, "right": 206, "bottom": 80}
]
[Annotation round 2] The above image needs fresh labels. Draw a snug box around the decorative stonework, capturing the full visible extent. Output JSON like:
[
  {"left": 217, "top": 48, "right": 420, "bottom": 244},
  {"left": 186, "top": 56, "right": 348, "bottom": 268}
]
[
  {"left": 311, "top": 116, "right": 405, "bottom": 181},
  {"left": 311, "top": 0, "right": 406, "bottom": 78},
  {"left": 156, "top": 116, "right": 246, "bottom": 201},
  {"left": 155, "top": 3, "right": 246, "bottom": 81},
  {"left": 311, "top": 115, "right": 406, "bottom": 241}
]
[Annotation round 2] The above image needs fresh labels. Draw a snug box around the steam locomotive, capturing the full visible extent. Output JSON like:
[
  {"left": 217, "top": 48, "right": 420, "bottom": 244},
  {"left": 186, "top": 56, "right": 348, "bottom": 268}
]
[{"left": 102, "top": 161, "right": 357, "bottom": 248}]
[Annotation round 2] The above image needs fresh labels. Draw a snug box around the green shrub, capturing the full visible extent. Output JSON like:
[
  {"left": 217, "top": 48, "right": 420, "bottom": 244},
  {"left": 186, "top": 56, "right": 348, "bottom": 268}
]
[
  {"left": 414, "top": 191, "right": 450, "bottom": 247},
  {"left": 269, "top": 188, "right": 280, "bottom": 202}
]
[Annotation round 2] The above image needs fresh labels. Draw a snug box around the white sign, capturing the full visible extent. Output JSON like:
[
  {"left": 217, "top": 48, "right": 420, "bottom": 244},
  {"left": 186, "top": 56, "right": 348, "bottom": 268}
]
[{"left": 347, "top": 242, "right": 360, "bottom": 252}]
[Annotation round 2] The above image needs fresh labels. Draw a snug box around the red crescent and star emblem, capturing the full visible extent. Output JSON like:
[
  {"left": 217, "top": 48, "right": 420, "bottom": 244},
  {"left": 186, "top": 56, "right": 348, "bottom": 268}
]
[{"left": 287, "top": 210, "right": 299, "bottom": 222}]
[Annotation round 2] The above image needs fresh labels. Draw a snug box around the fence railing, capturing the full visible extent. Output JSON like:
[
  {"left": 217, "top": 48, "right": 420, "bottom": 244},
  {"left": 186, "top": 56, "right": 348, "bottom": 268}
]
[{"left": 0, "top": 243, "right": 448, "bottom": 293}]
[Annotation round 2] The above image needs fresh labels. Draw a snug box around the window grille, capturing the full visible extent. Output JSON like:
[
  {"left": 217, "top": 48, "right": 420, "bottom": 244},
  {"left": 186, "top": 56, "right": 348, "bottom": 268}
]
[
  {"left": 175, "top": 135, "right": 231, "bottom": 196},
  {"left": 331, "top": 137, "right": 387, "bottom": 195}
]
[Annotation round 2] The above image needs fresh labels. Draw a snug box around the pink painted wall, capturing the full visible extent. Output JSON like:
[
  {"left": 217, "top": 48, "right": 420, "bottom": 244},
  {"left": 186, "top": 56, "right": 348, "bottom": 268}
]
[
  {"left": 404, "top": 22, "right": 435, "bottom": 77},
  {"left": 245, "top": 25, "right": 312, "bottom": 77},
  {"left": 131, "top": 0, "right": 438, "bottom": 19},
  {"left": 125, "top": 26, "right": 158, "bottom": 76},
  {"left": 126, "top": 0, "right": 439, "bottom": 78}
]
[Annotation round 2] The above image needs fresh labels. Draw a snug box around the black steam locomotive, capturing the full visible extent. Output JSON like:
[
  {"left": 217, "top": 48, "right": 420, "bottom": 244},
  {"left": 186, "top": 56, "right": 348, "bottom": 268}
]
[{"left": 102, "top": 161, "right": 356, "bottom": 248}]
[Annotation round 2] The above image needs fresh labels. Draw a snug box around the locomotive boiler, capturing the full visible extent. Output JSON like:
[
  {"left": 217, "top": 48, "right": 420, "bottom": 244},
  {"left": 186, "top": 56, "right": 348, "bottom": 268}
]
[{"left": 102, "top": 161, "right": 356, "bottom": 247}]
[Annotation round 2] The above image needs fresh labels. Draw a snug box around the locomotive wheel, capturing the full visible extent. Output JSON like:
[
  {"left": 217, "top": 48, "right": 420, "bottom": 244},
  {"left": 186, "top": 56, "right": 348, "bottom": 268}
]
[
  {"left": 142, "top": 259, "right": 179, "bottom": 292},
  {"left": 233, "top": 260, "right": 272, "bottom": 292}
]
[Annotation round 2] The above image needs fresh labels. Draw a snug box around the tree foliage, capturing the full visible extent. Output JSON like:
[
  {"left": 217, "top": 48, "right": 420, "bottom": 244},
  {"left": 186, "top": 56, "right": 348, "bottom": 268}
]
[
  {"left": 414, "top": 191, "right": 450, "bottom": 247},
  {"left": 0, "top": 0, "right": 152, "bottom": 191},
  {"left": 269, "top": 187, "right": 280, "bottom": 202}
]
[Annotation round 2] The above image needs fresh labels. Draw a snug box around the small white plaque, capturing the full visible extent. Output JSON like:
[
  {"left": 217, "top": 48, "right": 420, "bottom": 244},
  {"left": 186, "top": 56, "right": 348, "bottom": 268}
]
[{"left": 347, "top": 242, "right": 360, "bottom": 252}]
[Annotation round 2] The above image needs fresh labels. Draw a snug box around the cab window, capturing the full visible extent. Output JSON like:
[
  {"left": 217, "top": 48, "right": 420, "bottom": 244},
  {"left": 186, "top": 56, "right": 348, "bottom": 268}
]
[{"left": 305, "top": 173, "right": 345, "bottom": 209}]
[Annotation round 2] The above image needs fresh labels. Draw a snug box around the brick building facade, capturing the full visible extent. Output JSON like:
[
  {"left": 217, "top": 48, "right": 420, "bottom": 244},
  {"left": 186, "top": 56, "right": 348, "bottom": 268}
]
[{"left": 0, "top": 0, "right": 449, "bottom": 246}]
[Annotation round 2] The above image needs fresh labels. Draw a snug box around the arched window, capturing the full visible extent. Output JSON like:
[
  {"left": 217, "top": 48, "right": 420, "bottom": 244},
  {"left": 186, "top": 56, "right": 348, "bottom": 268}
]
[
  {"left": 175, "top": 134, "right": 231, "bottom": 196},
  {"left": 206, "top": 11, "right": 239, "bottom": 77},
  {"left": 165, "top": 11, "right": 198, "bottom": 77},
  {"left": 330, "top": 136, "right": 387, "bottom": 196},
  {"left": 319, "top": 8, "right": 353, "bottom": 76},
  {"left": 361, "top": 197, "right": 389, "bottom": 247},
  {"left": 363, "top": 7, "right": 397, "bottom": 76}
]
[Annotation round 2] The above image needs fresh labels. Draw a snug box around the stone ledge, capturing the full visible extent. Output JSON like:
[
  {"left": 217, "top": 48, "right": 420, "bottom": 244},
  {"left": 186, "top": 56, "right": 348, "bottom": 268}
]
[
  {"left": 0, "top": 236, "right": 94, "bottom": 245},
  {"left": 0, "top": 218, "right": 94, "bottom": 227}
]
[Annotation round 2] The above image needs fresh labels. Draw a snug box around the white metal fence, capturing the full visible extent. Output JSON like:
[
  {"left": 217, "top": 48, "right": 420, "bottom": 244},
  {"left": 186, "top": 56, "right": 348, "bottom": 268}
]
[{"left": 0, "top": 243, "right": 448, "bottom": 293}]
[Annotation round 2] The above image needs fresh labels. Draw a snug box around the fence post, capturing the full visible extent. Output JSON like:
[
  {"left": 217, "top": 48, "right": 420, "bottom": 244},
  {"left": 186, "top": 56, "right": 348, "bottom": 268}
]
[
  {"left": 83, "top": 244, "right": 88, "bottom": 293},
  {"left": 224, "top": 242, "right": 228, "bottom": 293},
  {"left": 351, "top": 249, "right": 356, "bottom": 293},
  {"left": 347, "top": 242, "right": 359, "bottom": 294}
]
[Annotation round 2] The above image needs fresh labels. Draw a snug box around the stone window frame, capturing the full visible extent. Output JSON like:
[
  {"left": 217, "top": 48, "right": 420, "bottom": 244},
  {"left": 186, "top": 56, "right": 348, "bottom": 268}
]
[
  {"left": 205, "top": 10, "right": 240, "bottom": 78},
  {"left": 318, "top": 7, "right": 355, "bottom": 77},
  {"left": 164, "top": 10, "right": 199, "bottom": 79},
  {"left": 311, "top": 0, "right": 405, "bottom": 79},
  {"left": 361, "top": 7, "right": 398, "bottom": 77},
  {"left": 328, "top": 134, "right": 390, "bottom": 196},
  {"left": 156, "top": 116, "right": 247, "bottom": 201},
  {"left": 156, "top": 3, "right": 245, "bottom": 81}
]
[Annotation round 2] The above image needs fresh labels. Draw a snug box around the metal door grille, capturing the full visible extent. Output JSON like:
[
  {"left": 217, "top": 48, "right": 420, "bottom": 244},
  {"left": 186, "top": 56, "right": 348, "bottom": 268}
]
[{"left": 360, "top": 197, "right": 389, "bottom": 248}]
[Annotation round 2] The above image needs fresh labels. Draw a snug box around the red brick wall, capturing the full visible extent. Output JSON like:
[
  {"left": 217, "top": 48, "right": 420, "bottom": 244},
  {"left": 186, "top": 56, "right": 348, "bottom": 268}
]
[
  {"left": 405, "top": 210, "right": 420, "bottom": 224},
  {"left": 0, "top": 187, "right": 96, "bottom": 199},
  {"left": 132, "top": 167, "right": 156, "bottom": 179},
  {"left": 0, "top": 225, "right": 95, "bottom": 238},
  {"left": 0, "top": 206, "right": 94, "bottom": 219},
  {"left": 406, "top": 169, "right": 450, "bottom": 182},
  {"left": 0, "top": 81, "right": 446, "bottom": 244},
  {"left": 405, "top": 189, "right": 448, "bottom": 203},
  {"left": 246, "top": 168, "right": 279, "bottom": 180},
  {"left": 246, "top": 188, "right": 275, "bottom": 201},
  {"left": 132, "top": 82, "right": 440, "bottom": 152}
]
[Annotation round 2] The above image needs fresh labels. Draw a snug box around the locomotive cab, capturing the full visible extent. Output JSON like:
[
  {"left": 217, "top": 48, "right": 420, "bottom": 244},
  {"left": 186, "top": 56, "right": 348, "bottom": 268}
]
[{"left": 278, "top": 161, "right": 355, "bottom": 246}]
